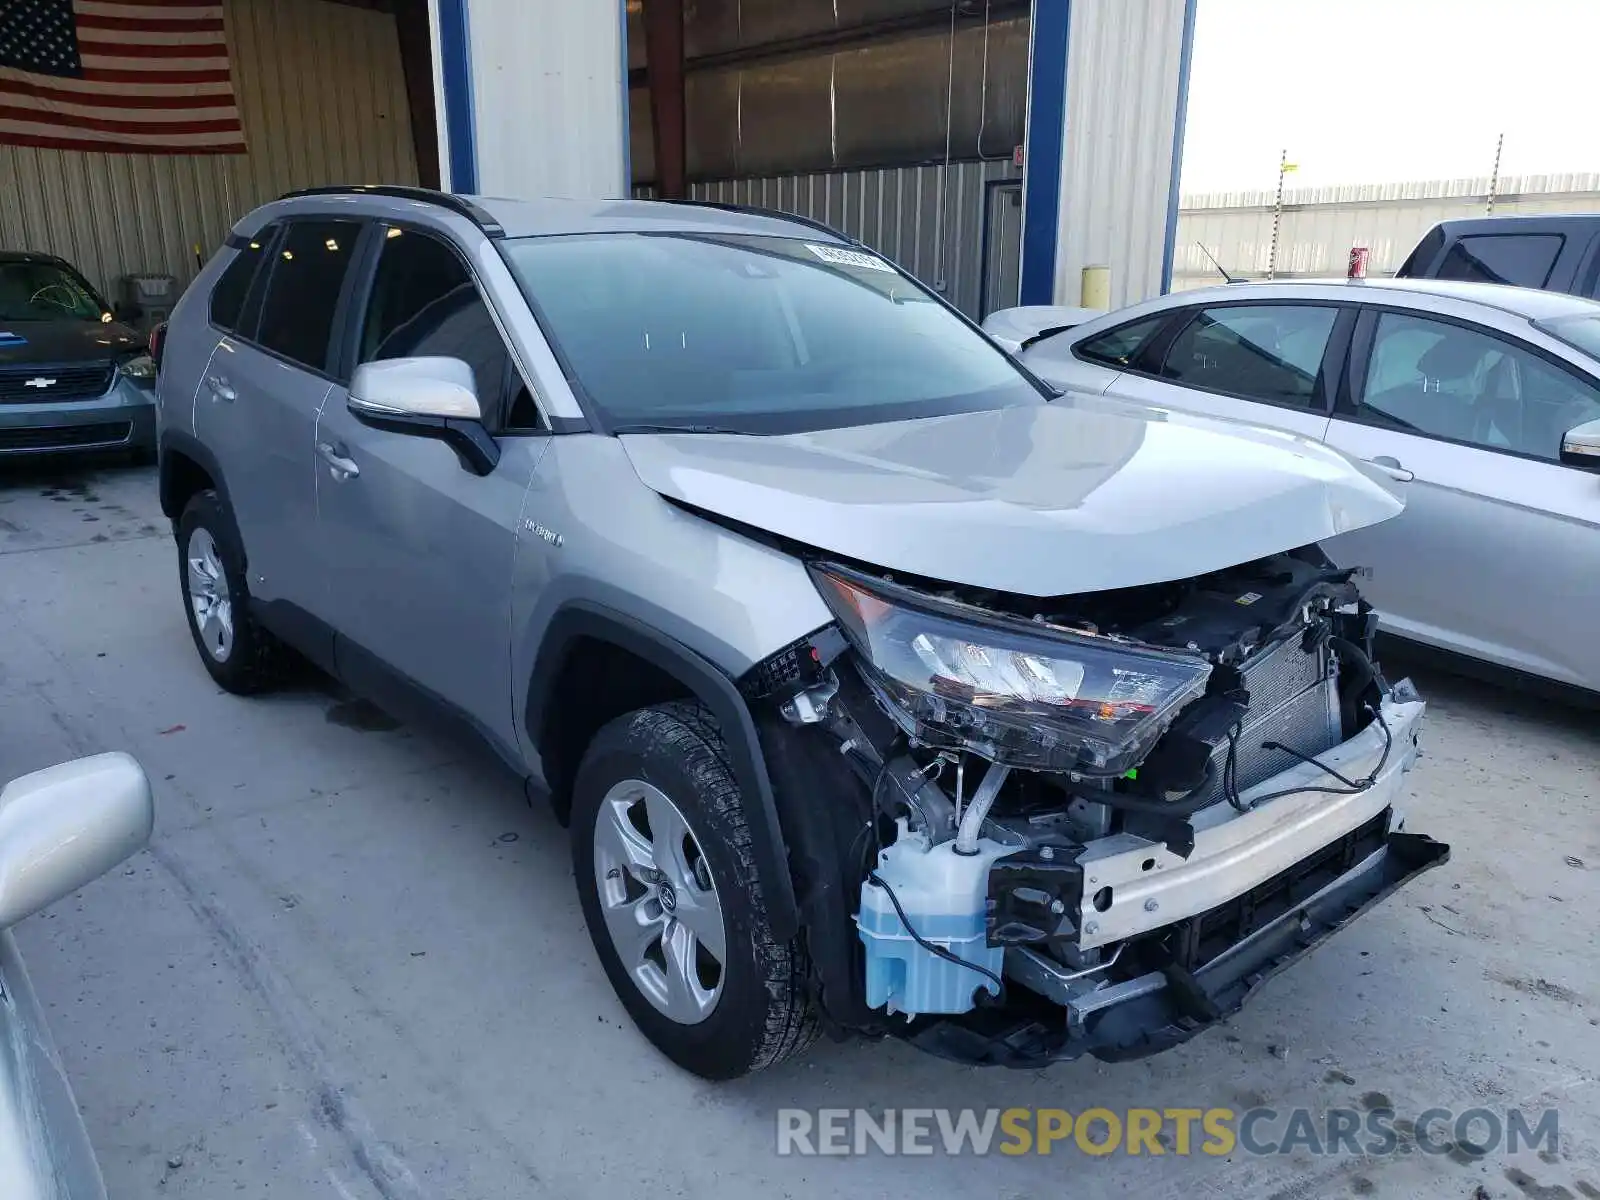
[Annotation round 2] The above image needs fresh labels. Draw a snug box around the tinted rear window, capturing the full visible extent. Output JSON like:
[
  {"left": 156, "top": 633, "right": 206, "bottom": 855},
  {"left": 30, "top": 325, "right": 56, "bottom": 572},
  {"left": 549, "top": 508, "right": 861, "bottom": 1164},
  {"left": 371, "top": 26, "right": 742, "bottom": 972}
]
[
  {"left": 1396, "top": 226, "right": 1446, "bottom": 277},
  {"left": 255, "top": 220, "right": 361, "bottom": 373},
  {"left": 209, "top": 229, "right": 273, "bottom": 333},
  {"left": 1434, "top": 234, "right": 1564, "bottom": 288}
]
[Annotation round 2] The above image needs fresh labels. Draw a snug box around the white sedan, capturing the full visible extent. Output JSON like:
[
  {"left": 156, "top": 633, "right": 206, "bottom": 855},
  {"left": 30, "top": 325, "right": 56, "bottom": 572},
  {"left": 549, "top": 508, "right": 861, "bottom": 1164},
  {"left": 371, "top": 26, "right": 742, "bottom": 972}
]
[{"left": 991, "top": 278, "right": 1600, "bottom": 696}]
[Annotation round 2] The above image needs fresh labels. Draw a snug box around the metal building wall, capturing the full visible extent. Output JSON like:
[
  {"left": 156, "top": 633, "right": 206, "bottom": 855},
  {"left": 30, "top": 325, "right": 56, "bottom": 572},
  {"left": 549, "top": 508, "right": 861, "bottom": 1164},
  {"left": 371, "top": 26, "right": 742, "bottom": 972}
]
[
  {"left": 1173, "top": 173, "right": 1600, "bottom": 291},
  {"left": 1050, "top": 0, "right": 1191, "bottom": 309},
  {"left": 649, "top": 159, "right": 1023, "bottom": 319},
  {"left": 0, "top": 0, "right": 417, "bottom": 297},
  {"left": 627, "top": 13, "right": 1030, "bottom": 183},
  {"left": 457, "top": 1, "right": 626, "bottom": 199}
]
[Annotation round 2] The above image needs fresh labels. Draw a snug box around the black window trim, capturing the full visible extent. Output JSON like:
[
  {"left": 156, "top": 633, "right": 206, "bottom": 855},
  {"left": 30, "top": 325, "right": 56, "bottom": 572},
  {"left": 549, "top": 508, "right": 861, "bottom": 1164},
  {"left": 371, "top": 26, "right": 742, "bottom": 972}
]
[
  {"left": 1337, "top": 302, "right": 1600, "bottom": 468},
  {"left": 343, "top": 217, "right": 551, "bottom": 435},
  {"left": 1081, "top": 298, "right": 1362, "bottom": 417}
]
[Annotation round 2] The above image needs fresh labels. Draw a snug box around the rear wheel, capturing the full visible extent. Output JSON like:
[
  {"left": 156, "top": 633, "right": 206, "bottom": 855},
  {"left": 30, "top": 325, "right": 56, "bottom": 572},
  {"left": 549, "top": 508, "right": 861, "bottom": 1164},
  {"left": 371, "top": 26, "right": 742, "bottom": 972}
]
[
  {"left": 571, "top": 701, "right": 819, "bottom": 1079},
  {"left": 176, "top": 490, "right": 281, "bottom": 694}
]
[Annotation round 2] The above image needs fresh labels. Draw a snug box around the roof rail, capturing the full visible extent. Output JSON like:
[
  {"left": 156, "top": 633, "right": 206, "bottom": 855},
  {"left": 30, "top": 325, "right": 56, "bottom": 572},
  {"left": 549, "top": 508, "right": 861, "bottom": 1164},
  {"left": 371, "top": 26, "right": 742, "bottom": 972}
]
[
  {"left": 276, "top": 185, "right": 505, "bottom": 238},
  {"left": 654, "top": 198, "right": 853, "bottom": 244}
]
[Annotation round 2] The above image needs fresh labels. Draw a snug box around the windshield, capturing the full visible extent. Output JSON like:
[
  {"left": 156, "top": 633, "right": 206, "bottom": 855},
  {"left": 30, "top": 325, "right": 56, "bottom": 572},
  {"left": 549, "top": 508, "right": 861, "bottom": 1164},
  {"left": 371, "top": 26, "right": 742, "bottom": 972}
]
[
  {"left": 0, "top": 260, "right": 107, "bottom": 322},
  {"left": 1536, "top": 313, "right": 1600, "bottom": 361},
  {"left": 500, "top": 232, "right": 1043, "bottom": 433}
]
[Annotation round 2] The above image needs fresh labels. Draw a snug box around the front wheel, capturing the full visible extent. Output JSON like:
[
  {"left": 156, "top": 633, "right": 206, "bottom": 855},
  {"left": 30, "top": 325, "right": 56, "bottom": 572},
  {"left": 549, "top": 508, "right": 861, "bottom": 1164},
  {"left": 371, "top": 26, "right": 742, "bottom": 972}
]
[{"left": 571, "top": 701, "right": 819, "bottom": 1079}]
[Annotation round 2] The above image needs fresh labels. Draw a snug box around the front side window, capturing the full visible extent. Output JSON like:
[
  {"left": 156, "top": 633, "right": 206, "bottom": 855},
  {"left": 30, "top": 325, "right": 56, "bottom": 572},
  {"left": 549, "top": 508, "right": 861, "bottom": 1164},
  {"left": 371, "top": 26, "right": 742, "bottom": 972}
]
[
  {"left": 1076, "top": 316, "right": 1164, "bottom": 368},
  {"left": 0, "top": 259, "right": 106, "bottom": 322},
  {"left": 1357, "top": 311, "right": 1600, "bottom": 461},
  {"left": 1434, "top": 234, "right": 1564, "bottom": 289},
  {"left": 254, "top": 220, "right": 361, "bottom": 373},
  {"left": 500, "top": 233, "right": 1042, "bottom": 433},
  {"left": 1159, "top": 304, "right": 1338, "bottom": 408},
  {"left": 358, "top": 227, "right": 511, "bottom": 411}
]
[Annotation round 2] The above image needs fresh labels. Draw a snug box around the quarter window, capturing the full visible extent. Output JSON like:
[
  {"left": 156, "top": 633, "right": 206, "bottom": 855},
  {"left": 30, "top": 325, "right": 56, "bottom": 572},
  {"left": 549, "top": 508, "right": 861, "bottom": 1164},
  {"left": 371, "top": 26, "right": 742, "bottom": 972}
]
[
  {"left": 1434, "top": 234, "right": 1564, "bottom": 289},
  {"left": 358, "top": 227, "right": 514, "bottom": 419},
  {"left": 1159, "top": 304, "right": 1338, "bottom": 408},
  {"left": 254, "top": 220, "right": 361, "bottom": 374},
  {"left": 1076, "top": 317, "right": 1164, "bottom": 368},
  {"left": 1357, "top": 311, "right": 1600, "bottom": 461},
  {"left": 209, "top": 229, "right": 273, "bottom": 333}
]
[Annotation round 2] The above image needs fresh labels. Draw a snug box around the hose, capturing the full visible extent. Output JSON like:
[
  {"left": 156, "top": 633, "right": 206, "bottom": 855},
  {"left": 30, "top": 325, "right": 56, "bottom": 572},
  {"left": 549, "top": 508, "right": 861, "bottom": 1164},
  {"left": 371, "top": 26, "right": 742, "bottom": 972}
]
[{"left": 953, "top": 763, "right": 1010, "bottom": 855}]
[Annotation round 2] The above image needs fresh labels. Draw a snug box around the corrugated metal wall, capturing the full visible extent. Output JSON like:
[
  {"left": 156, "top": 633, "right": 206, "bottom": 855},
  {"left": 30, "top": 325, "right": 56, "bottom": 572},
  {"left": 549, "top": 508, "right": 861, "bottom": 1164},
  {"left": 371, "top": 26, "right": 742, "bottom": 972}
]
[
  {"left": 1051, "top": 0, "right": 1189, "bottom": 308},
  {"left": 1174, "top": 173, "right": 1600, "bottom": 291},
  {"left": 644, "top": 159, "right": 1023, "bottom": 318},
  {"left": 627, "top": 14, "right": 1028, "bottom": 183},
  {"left": 0, "top": 0, "right": 417, "bottom": 297},
  {"left": 469, "top": 0, "right": 626, "bottom": 200}
]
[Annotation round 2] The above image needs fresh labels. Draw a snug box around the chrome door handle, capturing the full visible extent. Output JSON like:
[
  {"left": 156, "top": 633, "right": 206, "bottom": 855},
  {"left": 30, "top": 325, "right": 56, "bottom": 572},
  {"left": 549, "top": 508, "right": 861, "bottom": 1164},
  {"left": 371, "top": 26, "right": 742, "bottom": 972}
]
[
  {"left": 207, "top": 374, "right": 236, "bottom": 402},
  {"left": 316, "top": 441, "right": 359, "bottom": 479},
  {"left": 1365, "top": 455, "right": 1414, "bottom": 483}
]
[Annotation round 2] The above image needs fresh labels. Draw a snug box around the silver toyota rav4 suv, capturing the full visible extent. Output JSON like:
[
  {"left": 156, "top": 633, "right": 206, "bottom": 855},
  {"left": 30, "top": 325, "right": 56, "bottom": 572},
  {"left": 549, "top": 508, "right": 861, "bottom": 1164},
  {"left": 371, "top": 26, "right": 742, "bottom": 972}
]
[{"left": 156, "top": 186, "right": 1446, "bottom": 1079}]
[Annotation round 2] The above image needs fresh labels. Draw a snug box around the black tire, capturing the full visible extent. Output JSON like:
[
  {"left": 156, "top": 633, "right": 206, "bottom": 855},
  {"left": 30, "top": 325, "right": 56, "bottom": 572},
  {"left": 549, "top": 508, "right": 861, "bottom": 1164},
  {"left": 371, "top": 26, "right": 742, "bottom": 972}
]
[
  {"left": 176, "top": 489, "right": 281, "bottom": 694},
  {"left": 572, "top": 701, "right": 819, "bottom": 1079}
]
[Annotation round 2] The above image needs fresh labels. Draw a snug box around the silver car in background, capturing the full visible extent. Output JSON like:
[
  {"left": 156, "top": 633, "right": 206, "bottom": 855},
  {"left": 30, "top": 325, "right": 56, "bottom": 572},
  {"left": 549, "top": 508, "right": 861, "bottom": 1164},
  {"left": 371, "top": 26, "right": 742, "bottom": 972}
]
[
  {"left": 0, "top": 753, "right": 154, "bottom": 1199},
  {"left": 996, "top": 279, "right": 1600, "bottom": 696}
]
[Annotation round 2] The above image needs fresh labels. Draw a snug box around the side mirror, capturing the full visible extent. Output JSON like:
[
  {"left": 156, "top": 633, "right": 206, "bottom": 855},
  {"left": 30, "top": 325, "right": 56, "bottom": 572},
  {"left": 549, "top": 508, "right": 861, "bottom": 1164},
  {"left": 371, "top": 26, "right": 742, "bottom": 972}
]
[
  {"left": 981, "top": 305, "right": 1104, "bottom": 354},
  {"left": 348, "top": 357, "right": 500, "bottom": 476},
  {"left": 1560, "top": 417, "right": 1600, "bottom": 471},
  {"left": 0, "top": 753, "right": 154, "bottom": 929}
]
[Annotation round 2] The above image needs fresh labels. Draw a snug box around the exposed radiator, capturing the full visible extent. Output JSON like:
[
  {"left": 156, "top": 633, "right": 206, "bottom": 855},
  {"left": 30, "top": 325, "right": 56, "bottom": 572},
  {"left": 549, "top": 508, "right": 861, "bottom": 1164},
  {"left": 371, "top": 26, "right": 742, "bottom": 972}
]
[{"left": 1191, "top": 633, "right": 1342, "bottom": 808}]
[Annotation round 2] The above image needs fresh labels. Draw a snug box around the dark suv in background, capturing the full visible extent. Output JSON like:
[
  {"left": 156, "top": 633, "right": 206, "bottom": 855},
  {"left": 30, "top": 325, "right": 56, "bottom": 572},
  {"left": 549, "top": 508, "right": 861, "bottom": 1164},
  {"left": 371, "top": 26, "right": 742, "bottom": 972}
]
[
  {"left": 0, "top": 251, "right": 157, "bottom": 462},
  {"left": 1397, "top": 214, "right": 1600, "bottom": 299}
]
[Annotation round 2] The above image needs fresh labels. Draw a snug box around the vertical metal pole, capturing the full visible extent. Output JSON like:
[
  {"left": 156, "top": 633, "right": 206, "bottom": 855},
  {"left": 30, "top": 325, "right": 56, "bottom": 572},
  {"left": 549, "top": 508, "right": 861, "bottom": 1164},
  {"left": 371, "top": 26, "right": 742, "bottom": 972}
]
[
  {"left": 644, "top": 0, "right": 687, "bottom": 200},
  {"left": 1487, "top": 132, "right": 1504, "bottom": 216},
  {"left": 1267, "top": 148, "right": 1286, "bottom": 280}
]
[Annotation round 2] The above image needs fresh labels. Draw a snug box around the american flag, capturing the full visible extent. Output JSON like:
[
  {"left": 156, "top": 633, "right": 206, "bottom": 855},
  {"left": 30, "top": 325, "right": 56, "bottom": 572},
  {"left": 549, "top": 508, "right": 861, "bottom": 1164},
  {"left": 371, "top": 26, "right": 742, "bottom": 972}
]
[{"left": 0, "top": 0, "right": 246, "bottom": 154}]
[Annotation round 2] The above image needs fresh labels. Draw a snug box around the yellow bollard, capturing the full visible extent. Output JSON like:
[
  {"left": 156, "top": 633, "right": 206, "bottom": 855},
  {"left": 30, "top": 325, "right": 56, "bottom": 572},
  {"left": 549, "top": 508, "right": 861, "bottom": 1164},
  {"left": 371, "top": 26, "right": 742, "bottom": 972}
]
[{"left": 1080, "top": 264, "right": 1111, "bottom": 309}]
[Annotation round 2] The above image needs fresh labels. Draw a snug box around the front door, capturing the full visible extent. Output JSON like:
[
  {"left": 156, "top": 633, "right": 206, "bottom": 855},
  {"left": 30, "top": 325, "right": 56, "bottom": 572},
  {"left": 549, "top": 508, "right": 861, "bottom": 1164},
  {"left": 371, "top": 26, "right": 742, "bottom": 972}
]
[
  {"left": 1322, "top": 308, "right": 1600, "bottom": 692},
  {"left": 195, "top": 218, "right": 362, "bottom": 615},
  {"left": 1102, "top": 301, "right": 1344, "bottom": 442},
  {"left": 314, "top": 224, "right": 547, "bottom": 753}
]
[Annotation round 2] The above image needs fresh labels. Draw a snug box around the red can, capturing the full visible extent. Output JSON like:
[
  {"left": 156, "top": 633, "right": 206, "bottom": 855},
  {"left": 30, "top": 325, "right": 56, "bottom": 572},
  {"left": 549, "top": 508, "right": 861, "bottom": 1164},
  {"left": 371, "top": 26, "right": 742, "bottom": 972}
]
[{"left": 1348, "top": 246, "right": 1370, "bottom": 279}]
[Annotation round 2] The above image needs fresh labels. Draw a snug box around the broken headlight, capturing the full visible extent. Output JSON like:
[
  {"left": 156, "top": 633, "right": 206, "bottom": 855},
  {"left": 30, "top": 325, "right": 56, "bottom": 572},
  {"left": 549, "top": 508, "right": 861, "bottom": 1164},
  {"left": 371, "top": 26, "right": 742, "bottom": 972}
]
[{"left": 811, "top": 564, "right": 1212, "bottom": 775}]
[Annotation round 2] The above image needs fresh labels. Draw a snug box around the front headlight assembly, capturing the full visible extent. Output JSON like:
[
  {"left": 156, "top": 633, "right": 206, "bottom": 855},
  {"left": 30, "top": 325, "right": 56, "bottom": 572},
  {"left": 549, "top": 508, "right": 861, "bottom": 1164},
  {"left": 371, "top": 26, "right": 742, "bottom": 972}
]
[
  {"left": 810, "top": 564, "right": 1212, "bottom": 775},
  {"left": 119, "top": 354, "right": 157, "bottom": 381}
]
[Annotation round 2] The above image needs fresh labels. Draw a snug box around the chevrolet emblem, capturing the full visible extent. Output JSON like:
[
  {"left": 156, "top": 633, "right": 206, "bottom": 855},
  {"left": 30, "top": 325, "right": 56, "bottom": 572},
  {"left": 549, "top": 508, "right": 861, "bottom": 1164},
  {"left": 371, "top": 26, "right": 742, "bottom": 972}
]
[{"left": 23, "top": 377, "right": 57, "bottom": 389}]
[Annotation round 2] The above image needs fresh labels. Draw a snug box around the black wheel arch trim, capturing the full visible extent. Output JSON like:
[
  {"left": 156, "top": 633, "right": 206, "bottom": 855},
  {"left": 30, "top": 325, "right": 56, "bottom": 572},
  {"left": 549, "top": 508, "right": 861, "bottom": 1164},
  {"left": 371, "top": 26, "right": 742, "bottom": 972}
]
[
  {"left": 158, "top": 427, "right": 233, "bottom": 523},
  {"left": 525, "top": 602, "right": 800, "bottom": 939}
]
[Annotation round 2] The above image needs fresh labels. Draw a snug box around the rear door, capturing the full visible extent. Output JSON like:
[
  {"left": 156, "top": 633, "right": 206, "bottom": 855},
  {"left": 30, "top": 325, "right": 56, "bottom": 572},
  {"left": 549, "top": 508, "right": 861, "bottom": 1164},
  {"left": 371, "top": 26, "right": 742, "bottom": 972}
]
[
  {"left": 196, "top": 217, "right": 363, "bottom": 620},
  {"left": 1321, "top": 307, "right": 1600, "bottom": 691},
  {"left": 1097, "top": 301, "right": 1347, "bottom": 442}
]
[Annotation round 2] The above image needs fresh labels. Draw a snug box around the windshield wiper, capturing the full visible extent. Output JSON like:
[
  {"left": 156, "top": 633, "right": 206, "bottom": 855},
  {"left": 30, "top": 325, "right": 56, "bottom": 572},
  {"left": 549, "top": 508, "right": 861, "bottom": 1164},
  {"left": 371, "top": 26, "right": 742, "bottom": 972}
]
[{"left": 610, "top": 422, "right": 749, "bottom": 435}]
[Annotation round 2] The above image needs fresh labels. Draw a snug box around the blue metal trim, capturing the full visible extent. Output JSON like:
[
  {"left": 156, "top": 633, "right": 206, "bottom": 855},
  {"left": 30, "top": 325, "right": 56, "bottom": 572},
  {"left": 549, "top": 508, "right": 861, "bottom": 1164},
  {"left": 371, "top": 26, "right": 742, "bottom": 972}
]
[
  {"left": 436, "top": 0, "right": 478, "bottom": 194},
  {"left": 1019, "top": 0, "right": 1069, "bottom": 306},
  {"left": 619, "top": 0, "right": 632, "bottom": 194},
  {"left": 1160, "top": 0, "right": 1199, "bottom": 293}
]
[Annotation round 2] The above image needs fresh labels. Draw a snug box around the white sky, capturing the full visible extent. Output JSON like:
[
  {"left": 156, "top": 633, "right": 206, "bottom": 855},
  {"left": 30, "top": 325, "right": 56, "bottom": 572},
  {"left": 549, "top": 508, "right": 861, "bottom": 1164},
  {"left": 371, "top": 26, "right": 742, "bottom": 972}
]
[{"left": 1178, "top": 0, "right": 1600, "bottom": 196}]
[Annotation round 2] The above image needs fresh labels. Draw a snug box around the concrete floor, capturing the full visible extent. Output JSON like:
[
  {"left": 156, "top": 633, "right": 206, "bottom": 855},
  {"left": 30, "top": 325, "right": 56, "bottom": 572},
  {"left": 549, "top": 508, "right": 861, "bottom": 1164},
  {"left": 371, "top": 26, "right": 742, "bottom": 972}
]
[{"left": 0, "top": 460, "right": 1597, "bottom": 1200}]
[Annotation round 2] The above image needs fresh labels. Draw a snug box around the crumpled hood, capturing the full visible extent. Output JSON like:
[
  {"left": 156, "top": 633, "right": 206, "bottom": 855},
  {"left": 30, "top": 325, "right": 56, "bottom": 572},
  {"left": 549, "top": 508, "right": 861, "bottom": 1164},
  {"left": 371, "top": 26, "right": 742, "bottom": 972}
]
[{"left": 621, "top": 395, "right": 1405, "bottom": 597}]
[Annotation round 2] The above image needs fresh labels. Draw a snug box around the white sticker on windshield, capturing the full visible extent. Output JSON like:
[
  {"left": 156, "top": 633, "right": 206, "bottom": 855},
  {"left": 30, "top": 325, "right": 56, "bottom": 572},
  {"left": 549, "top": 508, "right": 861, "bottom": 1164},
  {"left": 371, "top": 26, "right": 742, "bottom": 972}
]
[{"left": 805, "top": 244, "right": 894, "bottom": 273}]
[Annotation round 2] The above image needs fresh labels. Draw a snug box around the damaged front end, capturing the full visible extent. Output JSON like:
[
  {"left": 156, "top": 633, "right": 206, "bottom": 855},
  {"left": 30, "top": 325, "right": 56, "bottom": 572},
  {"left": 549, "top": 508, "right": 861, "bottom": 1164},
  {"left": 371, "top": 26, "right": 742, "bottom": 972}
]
[{"left": 745, "top": 547, "right": 1448, "bottom": 1068}]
